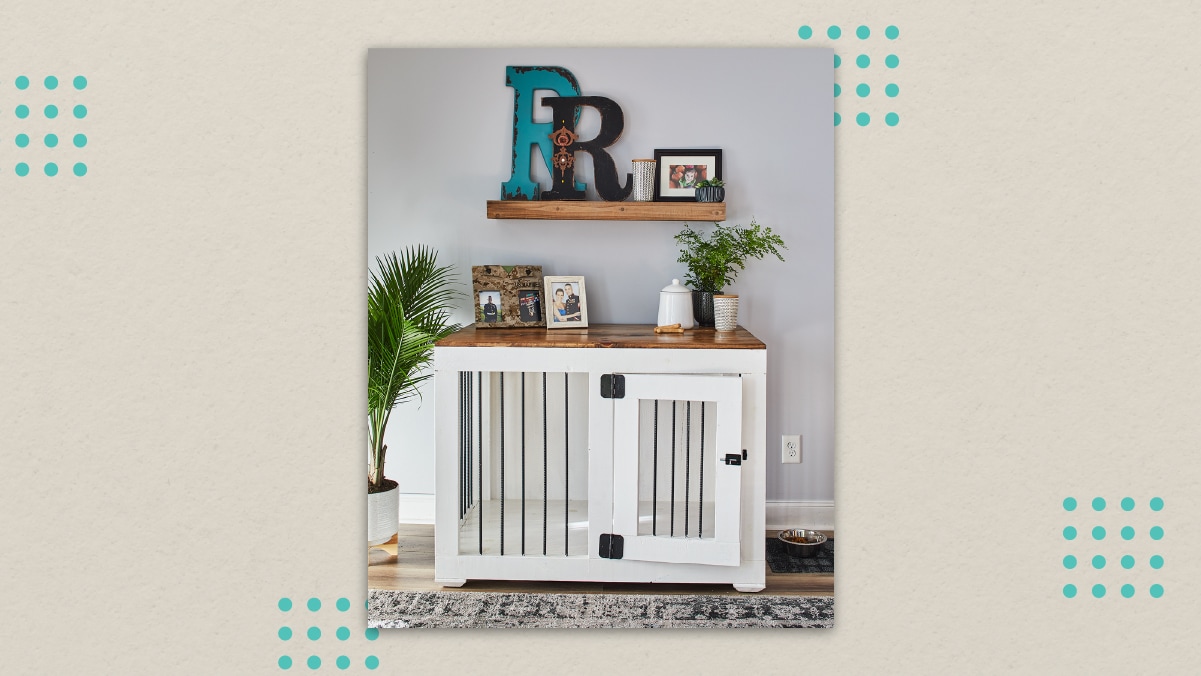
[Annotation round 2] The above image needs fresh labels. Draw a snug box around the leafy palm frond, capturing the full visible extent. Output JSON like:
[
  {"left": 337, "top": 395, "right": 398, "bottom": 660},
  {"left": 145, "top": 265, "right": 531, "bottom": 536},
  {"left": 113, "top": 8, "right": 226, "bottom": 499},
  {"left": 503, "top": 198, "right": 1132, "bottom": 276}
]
[{"left": 367, "top": 246, "right": 461, "bottom": 488}]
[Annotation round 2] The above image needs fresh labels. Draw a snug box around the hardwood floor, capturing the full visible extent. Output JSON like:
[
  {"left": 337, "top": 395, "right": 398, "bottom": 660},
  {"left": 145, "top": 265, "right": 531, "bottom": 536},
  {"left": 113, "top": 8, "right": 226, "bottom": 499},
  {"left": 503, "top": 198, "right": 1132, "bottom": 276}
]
[{"left": 368, "top": 524, "right": 833, "bottom": 597}]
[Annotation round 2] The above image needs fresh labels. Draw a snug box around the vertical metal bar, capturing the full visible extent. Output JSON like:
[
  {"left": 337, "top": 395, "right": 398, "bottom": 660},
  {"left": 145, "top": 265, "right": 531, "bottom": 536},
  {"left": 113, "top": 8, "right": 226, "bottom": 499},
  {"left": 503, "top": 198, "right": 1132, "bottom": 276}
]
[
  {"left": 685, "top": 400, "right": 691, "bottom": 537},
  {"left": 459, "top": 371, "right": 464, "bottom": 519},
  {"left": 699, "top": 401, "right": 705, "bottom": 538},
  {"left": 465, "top": 372, "right": 469, "bottom": 517},
  {"left": 564, "top": 372, "right": 569, "bottom": 557},
  {"left": 466, "top": 372, "right": 471, "bottom": 510},
  {"left": 521, "top": 373, "right": 526, "bottom": 556},
  {"left": 500, "top": 372, "right": 505, "bottom": 556},
  {"left": 477, "top": 371, "right": 483, "bottom": 555},
  {"left": 670, "top": 400, "right": 677, "bottom": 537},
  {"left": 465, "top": 372, "right": 470, "bottom": 511},
  {"left": 652, "top": 400, "right": 658, "bottom": 536},
  {"left": 542, "top": 371, "right": 548, "bottom": 556}
]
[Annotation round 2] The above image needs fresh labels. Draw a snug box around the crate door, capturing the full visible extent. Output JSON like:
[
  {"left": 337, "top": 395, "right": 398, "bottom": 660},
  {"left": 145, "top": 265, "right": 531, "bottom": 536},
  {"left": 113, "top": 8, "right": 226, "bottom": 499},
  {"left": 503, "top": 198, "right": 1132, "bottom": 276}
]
[{"left": 611, "top": 373, "right": 742, "bottom": 566}]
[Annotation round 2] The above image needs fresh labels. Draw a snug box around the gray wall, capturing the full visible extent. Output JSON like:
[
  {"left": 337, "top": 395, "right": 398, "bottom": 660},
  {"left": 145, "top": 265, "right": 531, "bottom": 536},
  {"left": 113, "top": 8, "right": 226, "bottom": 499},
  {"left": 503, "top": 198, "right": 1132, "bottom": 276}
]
[{"left": 367, "top": 48, "right": 833, "bottom": 503}]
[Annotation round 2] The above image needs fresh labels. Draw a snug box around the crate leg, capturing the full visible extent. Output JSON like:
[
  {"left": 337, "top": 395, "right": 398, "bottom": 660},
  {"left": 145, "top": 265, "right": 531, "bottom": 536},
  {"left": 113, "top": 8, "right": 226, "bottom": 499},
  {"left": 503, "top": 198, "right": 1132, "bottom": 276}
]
[{"left": 733, "top": 583, "right": 765, "bottom": 593}]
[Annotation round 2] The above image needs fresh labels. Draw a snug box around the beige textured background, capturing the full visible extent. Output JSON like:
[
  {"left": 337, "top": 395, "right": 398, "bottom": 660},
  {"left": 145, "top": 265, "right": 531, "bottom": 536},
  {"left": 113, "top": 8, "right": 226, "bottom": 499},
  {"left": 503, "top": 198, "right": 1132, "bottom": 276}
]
[{"left": 2, "top": 1, "right": 1198, "bottom": 673}]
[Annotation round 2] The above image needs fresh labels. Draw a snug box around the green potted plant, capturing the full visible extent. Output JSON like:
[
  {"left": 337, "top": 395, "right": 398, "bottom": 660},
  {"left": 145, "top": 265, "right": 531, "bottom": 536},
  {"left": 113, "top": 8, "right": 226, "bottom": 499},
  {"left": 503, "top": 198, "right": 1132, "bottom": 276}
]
[
  {"left": 694, "top": 178, "right": 725, "bottom": 203},
  {"left": 367, "top": 245, "right": 461, "bottom": 546},
  {"left": 674, "top": 220, "right": 787, "bottom": 327}
]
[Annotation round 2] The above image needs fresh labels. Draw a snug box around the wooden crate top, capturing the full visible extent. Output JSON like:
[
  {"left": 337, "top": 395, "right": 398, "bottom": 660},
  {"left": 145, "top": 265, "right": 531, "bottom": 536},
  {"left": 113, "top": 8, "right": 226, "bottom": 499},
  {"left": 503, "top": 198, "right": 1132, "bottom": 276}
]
[{"left": 436, "top": 324, "right": 765, "bottom": 350}]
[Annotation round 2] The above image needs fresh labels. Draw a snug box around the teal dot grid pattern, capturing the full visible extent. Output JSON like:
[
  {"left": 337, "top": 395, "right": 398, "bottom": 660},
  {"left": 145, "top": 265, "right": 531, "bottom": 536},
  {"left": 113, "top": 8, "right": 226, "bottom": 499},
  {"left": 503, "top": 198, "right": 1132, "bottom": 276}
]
[
  {"left": 5, "top": 73, "right": 90, "bottom": 178},
  {"left": 795, "top": 24, "right": 902, "bottom": 128},
  {"left": 276, "top": 597, "right": 382, "bottom": 671},
  {"left": 1061, "top": 496, "right": 1166, "bottom": 599}
]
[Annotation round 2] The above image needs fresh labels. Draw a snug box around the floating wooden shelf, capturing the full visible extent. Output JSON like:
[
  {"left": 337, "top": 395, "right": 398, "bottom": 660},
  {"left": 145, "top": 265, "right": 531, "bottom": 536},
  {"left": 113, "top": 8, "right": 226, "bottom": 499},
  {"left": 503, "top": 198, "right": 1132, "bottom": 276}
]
[{"left": 486, "top": 200, "right": 725, "bottom": 222}]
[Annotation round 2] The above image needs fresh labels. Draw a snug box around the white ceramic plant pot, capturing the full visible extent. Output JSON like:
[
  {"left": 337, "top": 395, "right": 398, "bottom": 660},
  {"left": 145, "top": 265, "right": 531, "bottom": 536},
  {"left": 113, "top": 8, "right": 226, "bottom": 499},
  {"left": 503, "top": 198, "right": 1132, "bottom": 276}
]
[
  {"left": 367, "top": 480, "right": 399, "bottom": 546},
  {"left": 713, "top": 294, "right": 739, "bottom": 332}
]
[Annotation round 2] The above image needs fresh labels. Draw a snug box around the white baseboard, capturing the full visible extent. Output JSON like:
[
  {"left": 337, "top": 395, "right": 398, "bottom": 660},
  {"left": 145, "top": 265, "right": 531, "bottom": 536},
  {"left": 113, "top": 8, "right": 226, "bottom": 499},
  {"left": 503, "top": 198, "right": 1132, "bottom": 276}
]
[
  {"left": 404, "top": 494, "right": 834, "bottom": 532},
  {"left": 766, "top": 500, "right": 835, "bottom": 532},
  {"left": 397, "top": 493, "right": 436, "bottom": 524}
]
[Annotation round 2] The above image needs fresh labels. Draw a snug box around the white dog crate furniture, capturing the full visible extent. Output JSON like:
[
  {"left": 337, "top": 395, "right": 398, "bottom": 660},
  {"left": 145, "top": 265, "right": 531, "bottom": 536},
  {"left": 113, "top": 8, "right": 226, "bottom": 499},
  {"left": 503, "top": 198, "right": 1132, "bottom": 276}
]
[{"left": 433, "top": 324, "right": 767, "bottom": 592}]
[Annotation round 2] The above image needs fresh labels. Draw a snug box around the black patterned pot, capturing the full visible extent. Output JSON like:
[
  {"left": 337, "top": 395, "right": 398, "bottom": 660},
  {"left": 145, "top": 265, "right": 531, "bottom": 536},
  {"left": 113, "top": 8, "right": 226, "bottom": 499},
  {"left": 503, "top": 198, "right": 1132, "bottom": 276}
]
[
  {"left": 695, "top": 186, "right": 725, "bottom": 203},
  {"left": 692, "top": 290, "right": 718, "bottom": 327}
]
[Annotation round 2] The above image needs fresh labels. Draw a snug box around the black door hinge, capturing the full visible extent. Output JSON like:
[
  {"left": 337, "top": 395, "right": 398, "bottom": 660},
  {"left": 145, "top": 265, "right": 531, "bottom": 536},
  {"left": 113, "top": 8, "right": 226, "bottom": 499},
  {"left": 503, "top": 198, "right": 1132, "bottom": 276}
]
[
  {"left": 599, "top": 533, "right": 624, "bottom": 559},
  {"left": 600, "top": 374, "right": 625, "bottom": 399}
]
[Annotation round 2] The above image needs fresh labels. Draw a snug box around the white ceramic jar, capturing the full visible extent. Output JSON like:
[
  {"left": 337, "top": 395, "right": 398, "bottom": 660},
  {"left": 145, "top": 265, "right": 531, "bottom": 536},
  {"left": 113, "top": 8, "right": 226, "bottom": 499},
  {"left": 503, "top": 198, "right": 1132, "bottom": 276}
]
[{"left": 657, "top": 279, "right": 695, "bottom": 329}]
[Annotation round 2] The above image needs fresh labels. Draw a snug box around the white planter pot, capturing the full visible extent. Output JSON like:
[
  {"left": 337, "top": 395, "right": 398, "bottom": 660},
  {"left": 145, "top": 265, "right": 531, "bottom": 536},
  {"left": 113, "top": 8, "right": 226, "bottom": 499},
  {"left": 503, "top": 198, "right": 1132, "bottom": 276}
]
[
  {"left": 713, "top": 294, "right": 739, "bottom": 332},
  {"left": 367, "top": 480, "right": 399, "bottom": 546}
]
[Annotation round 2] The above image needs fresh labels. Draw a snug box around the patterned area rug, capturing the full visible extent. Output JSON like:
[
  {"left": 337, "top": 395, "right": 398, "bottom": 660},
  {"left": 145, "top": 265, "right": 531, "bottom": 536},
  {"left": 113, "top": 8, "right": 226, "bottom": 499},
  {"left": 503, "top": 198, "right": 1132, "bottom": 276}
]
[
  {"left": 764, "top": 536, "right": 835, "bottom": 574},
  {"left": 369, "top": 589, "right": 833, "bottom": 629}
]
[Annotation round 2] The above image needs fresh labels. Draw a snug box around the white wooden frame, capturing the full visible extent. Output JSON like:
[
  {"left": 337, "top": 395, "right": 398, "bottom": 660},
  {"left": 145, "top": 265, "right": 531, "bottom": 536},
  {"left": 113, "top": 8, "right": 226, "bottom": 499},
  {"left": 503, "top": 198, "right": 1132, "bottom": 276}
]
[{"left": 433, "top": 344, "right": 766, "bottom": 592}]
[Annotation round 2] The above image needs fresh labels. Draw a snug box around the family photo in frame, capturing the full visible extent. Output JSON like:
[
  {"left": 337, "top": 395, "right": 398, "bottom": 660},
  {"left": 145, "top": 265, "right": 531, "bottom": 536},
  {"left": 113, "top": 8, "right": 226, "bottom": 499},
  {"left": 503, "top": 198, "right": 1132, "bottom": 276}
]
[
  {"left": 543, "top": 276, "right": 588, "bottom": 328},
  {"left": 653, "top": 148, "right": 723, "bottom": 201},
  {"left": 471, "top": 265, "right": 546, "bottom": 328}
]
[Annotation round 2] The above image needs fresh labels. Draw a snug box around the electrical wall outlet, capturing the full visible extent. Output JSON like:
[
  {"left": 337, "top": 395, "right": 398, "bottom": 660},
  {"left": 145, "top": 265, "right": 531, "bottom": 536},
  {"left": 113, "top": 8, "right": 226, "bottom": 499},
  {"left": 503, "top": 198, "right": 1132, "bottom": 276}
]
[{"left": 782, "top": 434, "right": 801, "bottom": 464}]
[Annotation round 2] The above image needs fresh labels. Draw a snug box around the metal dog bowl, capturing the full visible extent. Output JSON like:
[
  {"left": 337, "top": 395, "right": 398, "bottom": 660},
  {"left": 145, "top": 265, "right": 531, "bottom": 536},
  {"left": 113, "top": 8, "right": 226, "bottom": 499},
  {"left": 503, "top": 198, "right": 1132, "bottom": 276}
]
[{"left": 777, "top": 529, "right": 827, "bottom": 555}]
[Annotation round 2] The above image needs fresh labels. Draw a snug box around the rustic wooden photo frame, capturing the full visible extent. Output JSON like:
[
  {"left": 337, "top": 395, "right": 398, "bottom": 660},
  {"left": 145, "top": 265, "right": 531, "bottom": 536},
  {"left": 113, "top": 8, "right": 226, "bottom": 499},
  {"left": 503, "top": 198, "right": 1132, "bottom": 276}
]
[{"left": 471, "top": 265, "right": 545, "bottom": 328}]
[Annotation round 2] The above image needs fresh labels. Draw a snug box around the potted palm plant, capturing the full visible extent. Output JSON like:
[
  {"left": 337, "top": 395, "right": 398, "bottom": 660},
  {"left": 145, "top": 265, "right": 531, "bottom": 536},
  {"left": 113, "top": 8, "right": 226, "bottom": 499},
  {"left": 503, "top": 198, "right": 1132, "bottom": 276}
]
[
  {"left": 368, "top": 245, "right": 460, "bottom": 546},
  {"left": 674, "top": 220, "right": 787, "bottom": 327}
]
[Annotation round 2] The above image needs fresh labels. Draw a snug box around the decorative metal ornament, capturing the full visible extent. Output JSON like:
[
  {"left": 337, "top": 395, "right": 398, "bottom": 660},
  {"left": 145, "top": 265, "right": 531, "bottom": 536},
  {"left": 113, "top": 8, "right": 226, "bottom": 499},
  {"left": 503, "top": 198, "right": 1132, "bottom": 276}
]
[
  {"left": 552, "top": 147, "right": 575, "bottom": 173},
  {"left": 550, "top": 126, "right": 578, "bottom": 147}
]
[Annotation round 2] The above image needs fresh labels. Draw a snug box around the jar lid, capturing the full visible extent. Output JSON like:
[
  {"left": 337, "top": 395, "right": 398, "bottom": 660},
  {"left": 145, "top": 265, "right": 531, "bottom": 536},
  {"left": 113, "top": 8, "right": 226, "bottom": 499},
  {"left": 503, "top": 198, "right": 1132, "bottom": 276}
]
[{"left": 661, "top": 278, "right": 691, "bottom": 294}]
